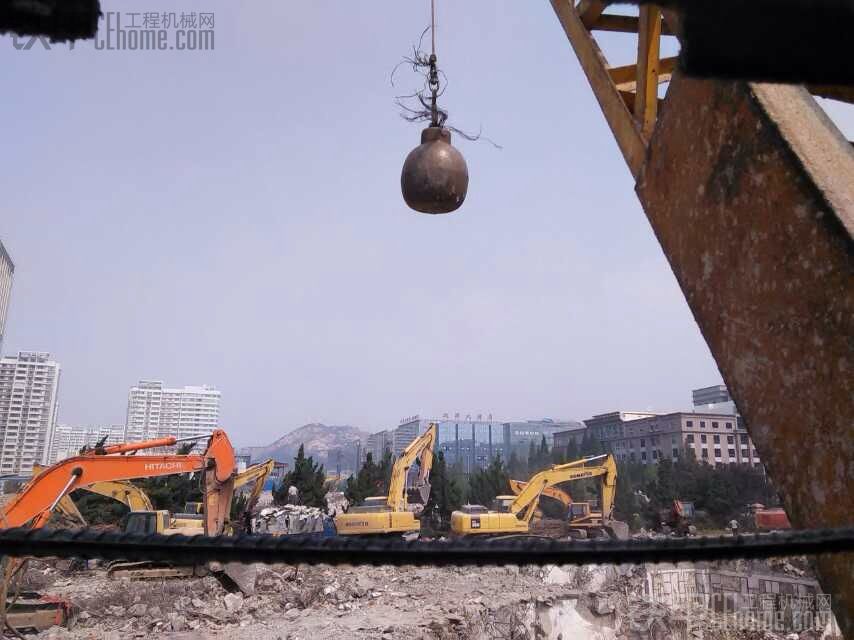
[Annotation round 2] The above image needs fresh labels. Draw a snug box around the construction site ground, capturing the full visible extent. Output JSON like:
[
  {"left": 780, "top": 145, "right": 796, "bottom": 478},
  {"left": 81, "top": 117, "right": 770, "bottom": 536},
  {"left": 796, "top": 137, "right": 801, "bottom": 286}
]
[{"left": 24, "top": 556, "right": 836, "bottom": 640}]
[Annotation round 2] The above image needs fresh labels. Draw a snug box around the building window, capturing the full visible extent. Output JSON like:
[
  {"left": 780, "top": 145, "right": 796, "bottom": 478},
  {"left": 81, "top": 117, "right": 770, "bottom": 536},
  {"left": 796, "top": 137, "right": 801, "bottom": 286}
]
[
  {"left": 652, "top": 450, "right": 658, "bottom": 460},
  {"left": 740, "top": 434, "right": 749, "bottom": 444},
  {"left": 700, "top": 434, "right": 707, "bottom": 444},
  {"left": 700, "top": 421, "right": 706, "bottom": 428},
  {"left": 686, "top": 434, "right": 694, "bottom": 443},
  {"left": 714, "top": 448, "right": 721, "bottom": 458},
  {"left": 728, "top": 448, "right": 736, "bottom": 458},
  {"left": 701, "top": 449, "right": 709, "bottom": 459},
  {"left": 725, "top": 422, "right": 733, "bottom": 429},
  {"left": 640, "top": 439, "right": 645, "bottom": 448},
  {"left": 672, "top": 448, "right": 679, "bottom": 458},
  {"left": 641, "top": 451, "right": 647, "bottom": 462},
  {"left": 686, "top": 420, "right": 693, "bottom": 427},
  {"left": 713, "top": 435, "right": 720, "bottom": 444},
  {"left": 712, "top": 422, "right": 719, "bottom": 429},
  {"left": 727, "top": 435, "right": 734, "bottom": 444}
]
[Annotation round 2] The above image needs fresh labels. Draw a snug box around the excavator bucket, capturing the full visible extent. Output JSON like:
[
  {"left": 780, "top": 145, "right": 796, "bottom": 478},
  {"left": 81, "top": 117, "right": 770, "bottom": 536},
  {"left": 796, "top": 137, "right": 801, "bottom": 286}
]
[{"left": 407, "top": 480, "right": 431, "bottom": 506}]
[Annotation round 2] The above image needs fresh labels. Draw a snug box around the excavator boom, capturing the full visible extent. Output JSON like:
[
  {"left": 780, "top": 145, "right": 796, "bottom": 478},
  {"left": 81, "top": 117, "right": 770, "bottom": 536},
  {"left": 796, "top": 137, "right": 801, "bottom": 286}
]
[
  {"left": 509, "top": 479, "right": 572, "bottom": 508},
  {"left": 3, "top": 430, "right": 235, "bottom": 534}
]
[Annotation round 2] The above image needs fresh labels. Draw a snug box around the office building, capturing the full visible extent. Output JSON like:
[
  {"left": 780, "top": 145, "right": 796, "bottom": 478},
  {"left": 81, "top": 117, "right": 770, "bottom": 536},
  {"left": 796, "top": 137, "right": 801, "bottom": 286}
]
[
  {"left": 0, "top": 241, "right": 13, "bottom": 356},
  {"left": 692, "top": 384, "right": 730, "bottom": 406},
  {"left": 383, "top": 415, "right": 581, "bottom": 474},
  {"left": 392, "top": 415, "right": 508, "bottom": 474},
  {"left": 583, "top": 411, "right": 658, "bottom": 442},
  {"left": 48, "top": 423, "right": 126, "bottom": 464},
  {"left": 0, "top": 352, "right": 61, "bottom": 475},
  {"left": 553, "top": 422, "right": 588, "bottom": 452},
  {"left": 692, "top": 384, "right": 738, "bottom": 415},
  {"left": 125, "top": 380, "right": 220, "bottom": 444},
  {"left": 602, "top": 411, "right": 760, "bottom": 468},
  {"left": 504, "top": 419, "right": 582, "bottom": 455},
  {"left": 363, "top": 429, "right": 393, "bottom": 464}
]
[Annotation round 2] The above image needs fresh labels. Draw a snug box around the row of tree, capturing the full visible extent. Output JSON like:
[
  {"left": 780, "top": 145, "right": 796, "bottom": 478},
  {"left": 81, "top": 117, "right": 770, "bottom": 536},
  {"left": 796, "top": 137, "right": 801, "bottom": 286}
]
[{"left": 267, "top": 434, "right": 781, "bottom": 533}]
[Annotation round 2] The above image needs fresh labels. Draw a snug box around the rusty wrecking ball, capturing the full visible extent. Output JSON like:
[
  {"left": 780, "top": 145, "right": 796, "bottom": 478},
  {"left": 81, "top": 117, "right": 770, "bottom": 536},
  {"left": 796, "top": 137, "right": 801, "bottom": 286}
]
[{"left": 401, "top": 126, "right": 469, "bottom": 214}]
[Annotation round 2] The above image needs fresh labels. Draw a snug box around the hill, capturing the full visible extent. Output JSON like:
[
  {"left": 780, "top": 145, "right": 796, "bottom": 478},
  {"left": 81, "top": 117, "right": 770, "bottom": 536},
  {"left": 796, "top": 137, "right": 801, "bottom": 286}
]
[{"left": 241, "top": 423, "right": 371, "bottom": 471}]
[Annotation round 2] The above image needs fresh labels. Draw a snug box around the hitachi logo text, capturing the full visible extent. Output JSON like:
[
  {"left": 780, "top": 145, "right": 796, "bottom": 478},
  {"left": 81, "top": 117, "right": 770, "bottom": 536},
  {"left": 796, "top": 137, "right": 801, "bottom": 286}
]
[{"left": 143, "top": 462, "right": 184, "bottom": 472}]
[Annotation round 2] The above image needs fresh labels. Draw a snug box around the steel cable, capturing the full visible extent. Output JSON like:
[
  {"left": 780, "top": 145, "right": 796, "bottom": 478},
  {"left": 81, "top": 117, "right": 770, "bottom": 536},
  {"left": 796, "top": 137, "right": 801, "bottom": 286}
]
[{"left": 0, "top": 527, "right": 850, "bottom": 566}]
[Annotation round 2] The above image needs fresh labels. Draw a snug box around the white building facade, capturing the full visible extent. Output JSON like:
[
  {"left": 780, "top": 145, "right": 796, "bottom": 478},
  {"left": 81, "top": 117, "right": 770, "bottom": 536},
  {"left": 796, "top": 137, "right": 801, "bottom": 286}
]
[
  {"left": 126, "top": 380, "right": 220, "bottom": 442},
  {"left": 0, "top": 352, "right": 61, "bottom": 475},
  {"left": 0, "top": 240, "right": 14, "bottom": 356},
  {"left": 48, "top": 424, "right": 127, "bottom": 464}
]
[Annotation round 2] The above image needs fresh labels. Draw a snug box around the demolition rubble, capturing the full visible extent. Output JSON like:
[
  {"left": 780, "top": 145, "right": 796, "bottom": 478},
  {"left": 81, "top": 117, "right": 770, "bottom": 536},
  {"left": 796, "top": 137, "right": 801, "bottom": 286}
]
[{"left": 31, "top": 557, "right": 839, "bottom": 640}]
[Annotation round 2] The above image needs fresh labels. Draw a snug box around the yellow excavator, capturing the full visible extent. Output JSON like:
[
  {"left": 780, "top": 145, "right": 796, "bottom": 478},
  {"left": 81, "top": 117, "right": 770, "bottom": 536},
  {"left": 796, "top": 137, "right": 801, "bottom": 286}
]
[
  {"left": 335, "top": 423, "right": 436, "bottom": 536},
  {"left": 450, "top": 453, "right": 628, "bottom": 539}
]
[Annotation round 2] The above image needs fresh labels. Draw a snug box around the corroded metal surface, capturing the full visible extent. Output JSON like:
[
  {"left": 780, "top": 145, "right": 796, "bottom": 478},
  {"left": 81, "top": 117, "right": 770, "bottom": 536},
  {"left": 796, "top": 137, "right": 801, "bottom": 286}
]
[{"left": 636, "top": 74, "right": 854, "bottom": 636}]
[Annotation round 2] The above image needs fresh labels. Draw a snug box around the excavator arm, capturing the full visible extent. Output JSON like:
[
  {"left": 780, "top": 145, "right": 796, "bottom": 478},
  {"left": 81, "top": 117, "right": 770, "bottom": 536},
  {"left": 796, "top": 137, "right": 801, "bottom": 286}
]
[
  {"left": 508, "top": 454, "right": 617, "bottom": 521},
  {"left": 509, "top": 479, "right": 572, "bottom": 508},
  {"left": 32, "top": 465, "right": 155, "bottom": 525},
  {"left": 234, "top": 459, "right": 274, "bottom": 514},
  {"left": 3, "top": 430, "right": 235, "bottom": 534},
  {"left": 386, "top": 423, "right": 437, "bottom": 512}
]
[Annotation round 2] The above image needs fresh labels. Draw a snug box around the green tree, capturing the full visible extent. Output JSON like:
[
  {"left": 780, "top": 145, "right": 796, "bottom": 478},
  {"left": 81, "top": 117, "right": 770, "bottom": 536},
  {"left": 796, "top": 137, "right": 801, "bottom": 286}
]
[
  {"left": 425, "top": 451, "right": 463, "bottom": 530},
  {"left": 507, "top": 450, "right": 526, "bottom": 479},
  {"left": 345, "top": 449, "right": 396, "bottom": 505},
  {"left": 273, "top": 444, "right": 326, "bottom": 508},
  {"left": 566, "top": 439, "right": 580, "bottom": 462},
  {"left": 467, "top": 456, "right": 509, "bottom": 506}
]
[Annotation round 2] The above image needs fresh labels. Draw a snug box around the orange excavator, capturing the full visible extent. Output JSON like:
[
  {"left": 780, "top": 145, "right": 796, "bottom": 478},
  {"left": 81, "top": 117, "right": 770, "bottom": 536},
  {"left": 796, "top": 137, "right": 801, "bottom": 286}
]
[{"left": 2, "top": 430, "right": 236, "bottom": 534}]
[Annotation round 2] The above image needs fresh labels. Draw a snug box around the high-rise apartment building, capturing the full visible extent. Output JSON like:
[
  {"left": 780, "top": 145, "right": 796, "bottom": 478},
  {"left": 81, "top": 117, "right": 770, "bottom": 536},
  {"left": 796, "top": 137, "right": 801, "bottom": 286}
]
[
  {"left": 0, "top": 241, "right": 14, "bottom": 356},
  {"left": 125, "top": 380, "right": 220, "bottom": 443},
  {"left": 48, "top": 424, "right": 127, "bottom": 464},
  {"left": 0, "top": 352, "right": 61, "bottom": 475}
]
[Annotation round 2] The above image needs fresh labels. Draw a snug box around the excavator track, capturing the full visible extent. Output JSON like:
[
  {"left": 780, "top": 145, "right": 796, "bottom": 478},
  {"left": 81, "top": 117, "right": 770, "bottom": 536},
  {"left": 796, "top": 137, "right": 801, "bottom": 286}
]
[{"left": 106, "top": 560, "right": 196, "bottom": 580}]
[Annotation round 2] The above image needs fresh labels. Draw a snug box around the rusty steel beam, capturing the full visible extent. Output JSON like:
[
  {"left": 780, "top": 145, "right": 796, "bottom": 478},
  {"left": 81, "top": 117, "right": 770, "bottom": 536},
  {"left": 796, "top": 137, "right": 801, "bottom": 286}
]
[
  {"left": 549, "top": 0, "right": 854, "bottom": 633},
  {"left": 636, "top": 77, "right": 854, "bottom": 635}
]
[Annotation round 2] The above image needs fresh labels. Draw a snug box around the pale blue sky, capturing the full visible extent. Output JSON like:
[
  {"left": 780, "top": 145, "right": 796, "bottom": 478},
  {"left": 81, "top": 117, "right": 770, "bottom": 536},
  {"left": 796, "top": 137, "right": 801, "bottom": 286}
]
[{"left": 3, "top": 1, "right": 851, "bottom": 447}]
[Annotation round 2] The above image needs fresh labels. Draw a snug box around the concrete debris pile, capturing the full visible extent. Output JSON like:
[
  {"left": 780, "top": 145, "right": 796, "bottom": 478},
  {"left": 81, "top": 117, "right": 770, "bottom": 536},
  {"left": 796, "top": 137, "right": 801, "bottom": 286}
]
[
  {"left": 324, "top": 491, "right": 349, "bottom": 517},
  {"left": 251, "top": 505, "right": 325, "bottom": 535},
  {"left": 32, "top": 558, "right": 840, "bottom": 640}
]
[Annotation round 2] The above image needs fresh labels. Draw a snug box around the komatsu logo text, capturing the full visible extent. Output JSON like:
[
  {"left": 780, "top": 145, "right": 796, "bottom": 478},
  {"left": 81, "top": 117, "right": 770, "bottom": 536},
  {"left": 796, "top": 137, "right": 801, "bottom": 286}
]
[{"left": 143, "top": 462, "right": 185, "bottom": 472}]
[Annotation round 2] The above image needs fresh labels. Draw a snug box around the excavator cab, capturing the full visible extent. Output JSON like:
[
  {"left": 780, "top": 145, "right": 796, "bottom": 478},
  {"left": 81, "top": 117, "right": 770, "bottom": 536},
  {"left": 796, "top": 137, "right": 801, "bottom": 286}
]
[
  {"left": 492, "top": 496, "right": 516, "bottom": 513},
  {"left": 568, "top": 502, "right": 591, "bottom": 520},
  {"left": 183, "top": 501, "right": 204, "bottom": 514},
  {"left": 124, "top": 510, "right": 170, "bottom": 535}
]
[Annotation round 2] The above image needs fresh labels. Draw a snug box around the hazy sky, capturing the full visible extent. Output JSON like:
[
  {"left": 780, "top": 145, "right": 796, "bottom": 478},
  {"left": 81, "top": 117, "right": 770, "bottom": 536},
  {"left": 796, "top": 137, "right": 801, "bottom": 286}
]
[{"left": 3, "top": 1, "right": 852, "bottom": 448}]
